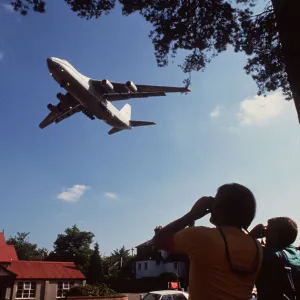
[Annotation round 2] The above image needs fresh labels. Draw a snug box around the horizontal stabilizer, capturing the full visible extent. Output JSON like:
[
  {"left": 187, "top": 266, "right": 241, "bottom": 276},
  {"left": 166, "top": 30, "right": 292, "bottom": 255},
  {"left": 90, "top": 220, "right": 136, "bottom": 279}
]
[
  {"left": 130, "top": 120, "right": 156, "bottom": 127},
  {"left": 108, "top": 127, "right": 124, "bottom": 135}
]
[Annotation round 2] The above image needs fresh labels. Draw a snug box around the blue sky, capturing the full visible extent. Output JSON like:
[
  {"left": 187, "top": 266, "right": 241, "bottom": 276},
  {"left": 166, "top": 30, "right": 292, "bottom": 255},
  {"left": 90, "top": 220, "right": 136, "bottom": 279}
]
[{"left": 0, "top": 1, "right": 300, "bottom": 256}]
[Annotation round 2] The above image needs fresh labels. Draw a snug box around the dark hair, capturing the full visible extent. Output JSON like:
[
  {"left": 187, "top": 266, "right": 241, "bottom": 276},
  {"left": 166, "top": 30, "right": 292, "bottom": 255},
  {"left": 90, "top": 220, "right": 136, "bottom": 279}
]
[
  {"left": 268, "top": 217, "right": 298, "bottom": 248},
  {"left": 214, "top": 183, "right": 256, "bottom": 229}
]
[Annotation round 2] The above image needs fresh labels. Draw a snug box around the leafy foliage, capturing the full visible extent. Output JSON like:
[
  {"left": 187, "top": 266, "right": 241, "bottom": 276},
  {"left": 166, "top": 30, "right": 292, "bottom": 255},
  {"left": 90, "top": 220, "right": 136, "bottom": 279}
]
[
  {"left": 9, "top": 0, "right": 291, "bottom": 100},
  {"left": 67, "top": 283, "right": 117, "bottom": 297},
  {"left": 101, "top": 246, "right": 136, "bottom": 279},
  {"left": 86, "top": 242, "right": 103, "bottom": 284},
  {"left": 47, "top": 225, "right": 94, "bottom": 275},
  {"left": 10, "top": 0, "right": 45, "bottom": 15},
  {"left": 6, "top": 227, "right": 135, "bottom": 281},
  {"left": 234, "top": 1, "right": 292, "bottom": 99},
  {"left": 63, "top": 0, "right": 116, "bottom": 19},
  {"left": 6, "top": 232, "right": 48, "bottom": 261},
  {"left": 104, "top": 246, "right": 131, "bottom": 279},
  {"left": 111, "top": 246, "right": 130, "bottom": 264}
]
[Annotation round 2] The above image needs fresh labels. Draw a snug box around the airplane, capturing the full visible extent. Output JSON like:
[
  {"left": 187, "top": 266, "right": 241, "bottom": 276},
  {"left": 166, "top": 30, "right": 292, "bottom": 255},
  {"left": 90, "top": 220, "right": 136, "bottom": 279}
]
[{"left": 40, "top": 57, "right": 191, "bottom": 135}]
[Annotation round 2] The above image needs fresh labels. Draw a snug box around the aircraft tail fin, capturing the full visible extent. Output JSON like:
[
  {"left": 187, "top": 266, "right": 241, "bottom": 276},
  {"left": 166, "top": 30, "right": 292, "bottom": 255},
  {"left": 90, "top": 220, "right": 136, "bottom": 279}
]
[
  {"left": 130, "top": 120, "right": 156, "bottom": 127},
  {"left": 108, "top": 127, "right": 124, "bottom": 135},
  {"left": 120, "top": 103, "right": 131, "bottom": 119}
]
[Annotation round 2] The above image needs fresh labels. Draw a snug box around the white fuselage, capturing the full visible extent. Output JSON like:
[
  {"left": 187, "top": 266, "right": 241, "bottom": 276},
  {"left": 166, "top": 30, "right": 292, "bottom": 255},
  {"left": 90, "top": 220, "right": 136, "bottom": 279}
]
[{"left": 47, "top": 57, "right": 131, "bottom": 130}]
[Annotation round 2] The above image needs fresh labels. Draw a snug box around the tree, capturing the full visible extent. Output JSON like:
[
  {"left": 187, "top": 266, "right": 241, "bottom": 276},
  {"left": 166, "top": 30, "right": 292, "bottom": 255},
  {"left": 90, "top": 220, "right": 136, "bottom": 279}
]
[
  {"left": 47, "top": 225, "right": 94, "bottom": 274},
  {"left": 101, "top": 246, "right": 132, "bottom": 279},
  {"left": 9, "top": 0, "right": 300, "bottom": 121},
  {"left": 109, "top": 246, "right": 131, "bottom": 278},
  {"left": 110, "top": 246, "right": 130, "bottom": 266},
  {"left": 7, "top": 232, "right": 48, "bottom": 261},
  {"left": 86, "top": 242, "right": 103, "bottom": 284}
]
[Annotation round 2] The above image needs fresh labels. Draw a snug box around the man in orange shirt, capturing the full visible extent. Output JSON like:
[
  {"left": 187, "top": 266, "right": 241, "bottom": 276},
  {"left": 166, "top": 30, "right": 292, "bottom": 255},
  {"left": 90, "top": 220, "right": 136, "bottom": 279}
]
[{"left": 152, "top": 183, "right": 263, "bottom": 300}]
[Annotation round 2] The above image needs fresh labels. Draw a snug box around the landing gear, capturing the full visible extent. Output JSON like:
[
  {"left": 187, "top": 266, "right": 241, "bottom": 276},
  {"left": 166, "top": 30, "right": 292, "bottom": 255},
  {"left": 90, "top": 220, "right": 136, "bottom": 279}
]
[{"left": 82, "top": 109, "right": 95, "bottom": 120}]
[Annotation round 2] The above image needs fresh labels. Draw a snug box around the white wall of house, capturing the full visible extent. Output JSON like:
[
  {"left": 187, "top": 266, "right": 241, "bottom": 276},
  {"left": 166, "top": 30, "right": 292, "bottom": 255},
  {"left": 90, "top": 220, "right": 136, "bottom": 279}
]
[
  {"left": 136, "top": 260, "right": 186, "bottom": 279},
  {"left": 164, "top": 262, "right": 186, "bottom": 277},
  {"left": 136, "top": 260, "right": 163, "bottom": 279}
]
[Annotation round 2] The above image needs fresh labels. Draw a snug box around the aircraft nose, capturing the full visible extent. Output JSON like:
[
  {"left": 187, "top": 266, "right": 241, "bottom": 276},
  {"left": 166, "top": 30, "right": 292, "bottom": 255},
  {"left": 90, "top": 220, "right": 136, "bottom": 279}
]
[
  {"left": 47, "top": 57, "right": 57, "bottom": 71},
  {"left": 47, "top": 57, "right": 53, "bottom": 67}
]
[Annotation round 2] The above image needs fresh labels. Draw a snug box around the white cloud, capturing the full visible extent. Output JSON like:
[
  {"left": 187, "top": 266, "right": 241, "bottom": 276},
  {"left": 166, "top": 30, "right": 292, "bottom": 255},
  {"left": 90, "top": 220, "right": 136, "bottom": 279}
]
[
  {"left": 57, "top": 184, "right": 90, "bottom": 202},
  {"left": 104, "top": 192, "right": 118, "bottom": 200},
  {"left": 238, "top": 90, "right": 289, "bottom": 125},
  {"left": 210, "top": 105, "right": 221, "bottom": 118},
  {"left": 1, "top": 3, "right": 14, "bottom": 12},
  {"left": 0, "top": 52, "right": 4, "bottom": 61},
  {"left": 227, "top": 126, "right": 240, "bottom": 135}
]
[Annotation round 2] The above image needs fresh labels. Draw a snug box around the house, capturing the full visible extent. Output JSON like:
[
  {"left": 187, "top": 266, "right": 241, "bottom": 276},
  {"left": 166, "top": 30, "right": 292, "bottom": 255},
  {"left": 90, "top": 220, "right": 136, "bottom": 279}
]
[
  {"left": 0, "top": 232, "right": 86, "bottom": 300},
  {"left": 135, "top": 227, "right": 188, "bottom": 279}
]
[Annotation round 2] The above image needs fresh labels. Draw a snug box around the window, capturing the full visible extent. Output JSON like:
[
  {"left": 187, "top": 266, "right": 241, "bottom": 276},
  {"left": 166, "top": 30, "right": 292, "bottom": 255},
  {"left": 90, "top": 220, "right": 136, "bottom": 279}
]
[
  {"left": 138, "top": 263, "right": 141, "bottom": 270},
  {"left": 144, "top": 262, "right": 148, "bottom": 270},
  {"left": 161, "top": 295, "right": 172, "bottom": 300},
  {"left": 16, "top": 282, "right": 36, "bottom": 299},
  {"left": 56, "top": 281, "right": 74, "bottom": 298},
  {"left": 173, "top": 294, "right": 188, "bottom": 300},
  {"left": 142, "top": 293, "right": 161, "bottom": 300},
  {"left": 174, "top": 262, "right": 179, "bottom": 270}
]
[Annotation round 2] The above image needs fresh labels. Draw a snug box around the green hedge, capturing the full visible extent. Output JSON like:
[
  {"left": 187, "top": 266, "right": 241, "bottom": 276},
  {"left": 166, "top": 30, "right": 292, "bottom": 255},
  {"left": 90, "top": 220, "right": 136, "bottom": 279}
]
[{"left": 67, "top": 284, "right": 117, "bottom": 297}]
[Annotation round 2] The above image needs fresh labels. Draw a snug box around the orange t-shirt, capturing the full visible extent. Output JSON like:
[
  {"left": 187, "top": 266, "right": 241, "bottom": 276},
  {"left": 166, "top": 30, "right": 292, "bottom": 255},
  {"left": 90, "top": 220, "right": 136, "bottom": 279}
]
[{"left": 174, "top": 226, "right": 263, "bottom": 300}]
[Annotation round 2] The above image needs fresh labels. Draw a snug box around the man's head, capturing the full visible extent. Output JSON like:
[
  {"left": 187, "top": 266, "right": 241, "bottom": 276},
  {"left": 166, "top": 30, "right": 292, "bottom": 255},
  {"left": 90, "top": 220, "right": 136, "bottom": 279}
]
[
  {"left": 210, "top": 183, "right": 256, "bottom": 230},
  {"left": 265, "top": 217, "right": 298, "bottom": 250}
]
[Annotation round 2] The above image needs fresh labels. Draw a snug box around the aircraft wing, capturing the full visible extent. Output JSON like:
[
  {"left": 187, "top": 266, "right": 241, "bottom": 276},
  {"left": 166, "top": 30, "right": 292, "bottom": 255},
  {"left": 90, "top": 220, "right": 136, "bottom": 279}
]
[
  {"left": 89, "top": 80, "right": 190, "bottom": 102},
  {"left": 105, "top": 91, "right": 167, "bottom": 102},
  {"left": 39, "top": 105, "right": 82, "bottom": 129}
]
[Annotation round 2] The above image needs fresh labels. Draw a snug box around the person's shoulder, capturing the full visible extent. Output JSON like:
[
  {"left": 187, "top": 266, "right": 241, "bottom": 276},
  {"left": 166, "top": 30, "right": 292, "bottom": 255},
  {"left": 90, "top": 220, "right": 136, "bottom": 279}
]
[
  {"left": 176, "top": 226, "right": 215, "bottom": 239},
  {"left": 173, "top": 226, "right": 216, "bottom": 255},
  {"left": 280, "top": 245, "right": 300, "bottom": 267},
  {"left": 189, "top": 225, "right": 217, "bottom": 234}
]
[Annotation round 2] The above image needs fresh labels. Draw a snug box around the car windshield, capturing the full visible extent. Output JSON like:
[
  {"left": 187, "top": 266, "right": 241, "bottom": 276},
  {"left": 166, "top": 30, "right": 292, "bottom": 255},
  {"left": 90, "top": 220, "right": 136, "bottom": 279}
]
[{"left": 143, "top": 293, "right": 162, "bottom": 300}]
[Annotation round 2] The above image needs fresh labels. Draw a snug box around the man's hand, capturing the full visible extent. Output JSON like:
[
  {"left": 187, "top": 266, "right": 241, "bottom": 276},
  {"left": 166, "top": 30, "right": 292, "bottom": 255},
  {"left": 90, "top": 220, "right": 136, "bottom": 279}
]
[
  {"left": 250, "top": 224, "right": 266, "bottom": 239},
  {"left": 152, "top": 196, "right": 213, "bottom": 253},
  {"left": 187, "top": 196, "right": 214, "bottom": 222}
]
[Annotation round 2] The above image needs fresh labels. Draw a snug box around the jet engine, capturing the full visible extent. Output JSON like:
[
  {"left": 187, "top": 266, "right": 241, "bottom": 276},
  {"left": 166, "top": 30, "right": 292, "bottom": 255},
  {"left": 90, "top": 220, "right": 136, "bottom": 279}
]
[
  {"left": 126, "top": 81, "right": 138, "bottom": 93},
  {"left": 101, "top": 79, "right": 114, "bottom": 92},
  {"left": 47, "top": 103, "right": 59, "bottom": 113},
  {"left": 56, "top": 92, "right": 64, "bottom": 100}
]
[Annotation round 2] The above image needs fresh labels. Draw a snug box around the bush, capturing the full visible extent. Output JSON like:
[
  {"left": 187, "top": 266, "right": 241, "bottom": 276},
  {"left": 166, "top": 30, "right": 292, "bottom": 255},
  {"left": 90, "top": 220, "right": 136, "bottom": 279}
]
[
  {"left": 159, "top": 272, "right": 179, "bottom": 281},
  {"left": 67, "top": 283, "right": 117, "bottom": 297}
]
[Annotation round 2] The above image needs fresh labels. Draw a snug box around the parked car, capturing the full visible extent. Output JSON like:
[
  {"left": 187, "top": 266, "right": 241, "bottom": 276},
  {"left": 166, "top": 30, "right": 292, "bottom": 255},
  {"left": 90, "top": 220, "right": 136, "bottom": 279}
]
[
  {"left": 140, "top": 287, "right": 256, "bottom": 300},
  {"left": 141, "top": 290, "right": 189, "bottom": 300}
]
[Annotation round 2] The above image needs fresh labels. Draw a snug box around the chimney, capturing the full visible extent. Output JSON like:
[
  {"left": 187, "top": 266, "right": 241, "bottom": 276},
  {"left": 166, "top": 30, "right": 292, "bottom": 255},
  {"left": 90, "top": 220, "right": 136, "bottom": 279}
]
[{"left": 154, "top": 226, "right": 162, "bottom": 234}]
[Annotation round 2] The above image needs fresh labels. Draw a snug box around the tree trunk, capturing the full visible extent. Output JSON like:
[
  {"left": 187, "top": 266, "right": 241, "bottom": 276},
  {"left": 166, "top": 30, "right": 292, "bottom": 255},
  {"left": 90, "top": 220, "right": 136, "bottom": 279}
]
[{"left": 271, "top": 0, "right": 300, "bottom": 123}]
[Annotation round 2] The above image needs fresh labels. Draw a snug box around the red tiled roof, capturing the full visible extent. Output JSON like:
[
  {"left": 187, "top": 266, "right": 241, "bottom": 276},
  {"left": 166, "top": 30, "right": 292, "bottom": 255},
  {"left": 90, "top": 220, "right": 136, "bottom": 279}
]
[
  {"left": 7, "top": 261, "right": 86, "bottom": 279},
  {"left": 0, "top": 245, "right": 18, "bottom": 262},
  {"left": 136, "top": 239, "right": 153, "bottom": 248}
]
